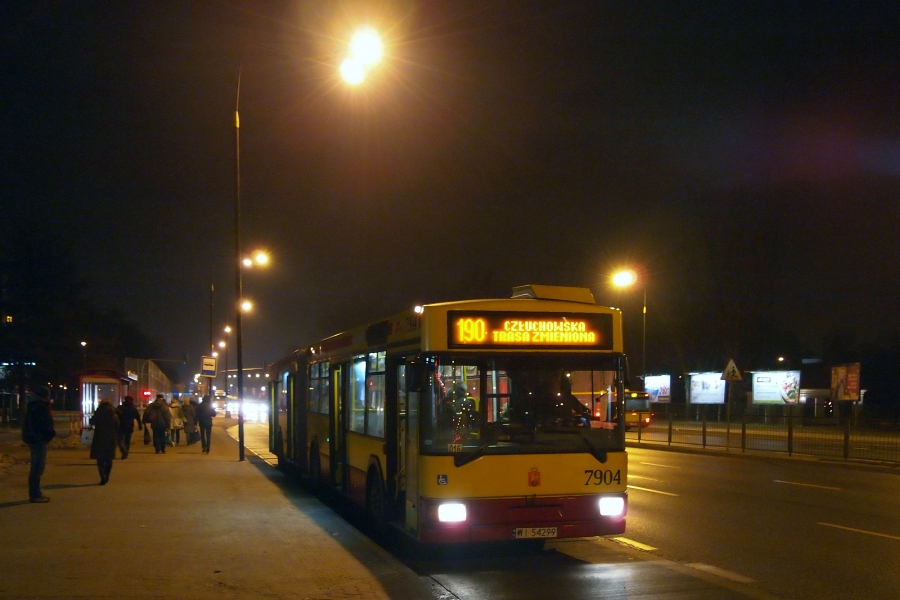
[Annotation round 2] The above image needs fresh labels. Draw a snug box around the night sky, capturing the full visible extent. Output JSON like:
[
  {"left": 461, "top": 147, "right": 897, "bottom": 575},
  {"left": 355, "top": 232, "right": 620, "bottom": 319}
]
[{"left": 3, "top": 1, "right": 899, "bottom": 381}]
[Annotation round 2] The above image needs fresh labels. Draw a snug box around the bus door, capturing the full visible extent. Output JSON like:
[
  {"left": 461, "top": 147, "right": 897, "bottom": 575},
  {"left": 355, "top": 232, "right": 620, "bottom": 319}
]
[
  {"left": 404, "top": 358, "right": 421, "bottom": 533},
  {"left": 330, "top": 364, "right": 346, "bottom": 491},
  {"left": 392, "top": 360, "right": 407, "bottom": 512}
]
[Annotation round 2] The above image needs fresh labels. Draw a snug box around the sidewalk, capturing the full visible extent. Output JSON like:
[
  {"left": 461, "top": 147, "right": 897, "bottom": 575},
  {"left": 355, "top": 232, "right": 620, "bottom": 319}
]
[{"left": 0, "top": 421, "right": 437, "bottom": 599}]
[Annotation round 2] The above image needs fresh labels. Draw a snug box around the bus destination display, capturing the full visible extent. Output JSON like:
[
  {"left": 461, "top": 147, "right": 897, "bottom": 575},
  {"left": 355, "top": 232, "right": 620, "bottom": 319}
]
[{"left": 448, "top": 311, "right": 613, "bottom": 349}]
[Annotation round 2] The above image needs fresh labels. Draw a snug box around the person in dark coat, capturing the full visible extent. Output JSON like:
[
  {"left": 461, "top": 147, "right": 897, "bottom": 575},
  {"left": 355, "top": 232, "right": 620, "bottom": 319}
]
[
  {"left": 197, "top": 395, "right": 216, "bottom": 454},
  {"left": 89, "top": 398, "right": 120, "bottom": 485},
  {"left": 181, "top": 397, "right": 198, "bottom": 445},
  {"left": 22, "top": 386, "right": 56, "bottom": 503},
  {"left": 144, "top": 395, "right": 171, "bottom": 454},
  {"left": 115, "top": 395, "right": 143, "bottom": 459}
]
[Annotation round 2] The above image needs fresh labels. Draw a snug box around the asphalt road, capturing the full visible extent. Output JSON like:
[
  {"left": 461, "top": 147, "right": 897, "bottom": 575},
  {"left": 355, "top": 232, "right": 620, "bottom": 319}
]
[{"left": 402, "top": 447, "right": 900, "bottom": 600}]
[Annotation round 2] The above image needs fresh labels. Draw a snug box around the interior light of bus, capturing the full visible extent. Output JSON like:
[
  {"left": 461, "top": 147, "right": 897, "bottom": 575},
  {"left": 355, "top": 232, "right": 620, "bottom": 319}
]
[
  {"left": 599, "top": 497, "right": 625, "bottom": 517},
  {"left": 438, "top": 503, "right": 467, "bottom": 523}
]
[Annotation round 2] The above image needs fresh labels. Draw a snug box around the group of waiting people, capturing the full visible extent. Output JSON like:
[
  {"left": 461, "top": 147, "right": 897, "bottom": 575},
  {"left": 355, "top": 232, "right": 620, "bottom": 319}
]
[
  {"left": 90, "top": 394, "right": 217, "bottom": 484},
  {"left": 140, "top": 394, "right": 216, "bottom": 455},
  {"left": 23, "top": 390, "right": 217, "bottom": 500}
]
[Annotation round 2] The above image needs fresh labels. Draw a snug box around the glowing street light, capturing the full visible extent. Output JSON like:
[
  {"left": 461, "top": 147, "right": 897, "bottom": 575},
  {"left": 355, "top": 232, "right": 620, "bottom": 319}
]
[
  {"left": 233, "top": 26, "right": 382, "bottom": 461},
  {"left": 340, "top": 27, "right": 383, "bottom": 85},
  {"left": 611, "top": 268, "right": 647, "bottom": 381}
]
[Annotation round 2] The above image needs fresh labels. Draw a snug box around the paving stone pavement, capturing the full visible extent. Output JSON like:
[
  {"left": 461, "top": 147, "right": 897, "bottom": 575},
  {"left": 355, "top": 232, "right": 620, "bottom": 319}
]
[{"left": 0, "top": 422, "right": 438, "bottom": 599}]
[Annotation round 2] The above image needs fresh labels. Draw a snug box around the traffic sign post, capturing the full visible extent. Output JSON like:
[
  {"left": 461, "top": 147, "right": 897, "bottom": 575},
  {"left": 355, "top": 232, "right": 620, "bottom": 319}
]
[
  {"left": 201, "top": 356, "right": 217, "bottom": 378},
  {"left": 200, "top": 356, "right": 218, "bottom": 396},
  {"left": 722, "top": 359, "right": 741, "bottom": 451}
]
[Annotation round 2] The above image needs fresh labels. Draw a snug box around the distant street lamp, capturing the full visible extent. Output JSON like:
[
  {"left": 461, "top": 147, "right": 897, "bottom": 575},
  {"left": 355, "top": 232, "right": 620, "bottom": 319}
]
[
  {"left": 80, "top": 341, "right": 87, "bottom": 369},
  {"left": 233, "top": 27, "right": 382, "bottom": 460},
  {"left": 611, "top": 269, "right": 647, "bottom": 382}
]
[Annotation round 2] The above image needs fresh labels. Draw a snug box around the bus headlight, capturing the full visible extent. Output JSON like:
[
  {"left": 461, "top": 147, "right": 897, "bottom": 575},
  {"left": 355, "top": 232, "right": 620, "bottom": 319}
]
[
  {"left": 437, "top": 503, "right": 467, "bottom": 523},
  {"left": 599, "top": 496, "right": 625, "bottom": 517}
]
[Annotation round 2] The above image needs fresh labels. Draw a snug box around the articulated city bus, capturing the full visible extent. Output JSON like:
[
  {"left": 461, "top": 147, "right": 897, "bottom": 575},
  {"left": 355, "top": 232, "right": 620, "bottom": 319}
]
[{"left": 268, "top": 285, "right": 628, "bottom": 544}]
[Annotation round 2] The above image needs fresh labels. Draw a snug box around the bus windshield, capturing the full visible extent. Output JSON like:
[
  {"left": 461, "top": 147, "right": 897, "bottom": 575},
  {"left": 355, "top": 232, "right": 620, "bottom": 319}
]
[{"left": 421, "top": 355, "right": 623, "bottom": 464}]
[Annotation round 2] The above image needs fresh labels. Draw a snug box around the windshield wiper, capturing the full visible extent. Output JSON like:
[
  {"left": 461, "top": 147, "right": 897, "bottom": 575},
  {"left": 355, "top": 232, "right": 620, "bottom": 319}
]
[
  {"left": 540, "top": 427, "right": 610, "bottom": 463},
  {"left": 453, "top": 437, "right": 511, "bottom": 467}
]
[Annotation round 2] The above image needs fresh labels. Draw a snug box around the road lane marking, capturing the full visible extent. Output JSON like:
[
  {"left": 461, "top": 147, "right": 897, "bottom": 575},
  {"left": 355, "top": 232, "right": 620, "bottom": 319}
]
[
  {"left": 774, "top": 479, "right": 841, "bottom": 491},
  {"left": 687, "top": 563, "right": 756, "bottom": 584},
  {"left": 627, "top": 474, "right": 661, "bottom": 481},
  {"left": 627, "top": 485, "right": 678, "bottom": 496},
  {"left": 639, "top": 461, "right": 679, "bottom": 469},
  {"left": 611, "top": 537, "right": 657, "bottom": 551},
  {"left": 818, "top": 522, "right": 900, "bottom": 541}
]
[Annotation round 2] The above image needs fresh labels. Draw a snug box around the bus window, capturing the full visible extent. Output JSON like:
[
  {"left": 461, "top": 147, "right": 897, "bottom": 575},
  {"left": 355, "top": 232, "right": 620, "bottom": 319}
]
[
  {"left": 487, "top": 370, "right": 511, "bottom": 423},
  {"left": 349, "top": 356, "right": 366, "bottom": 433},
  {"left": 366, "top": 352, "right": 386, "bottom": 438},
  {"left": 308, "top": 362, "right": 320, "bottom": 412},
  {"left": 307, "top": 362, "right": 331, "bottom": 415},
  {"left": 424, "top": 357, "right": 620, "bottom": 457}
]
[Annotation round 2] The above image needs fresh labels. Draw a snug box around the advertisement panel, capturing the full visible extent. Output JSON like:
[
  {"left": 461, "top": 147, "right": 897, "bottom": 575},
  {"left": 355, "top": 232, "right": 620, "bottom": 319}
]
[
  {"left": 831, "top": 363, "right": 861, "bottom": 401},
  {"left": 688, "top": 373, "right": 726, "bottom": 404},
  {"left": 645, "top": 375, "right": 671, "bottom": 403},
  {"left": 751, "top": 371, "right": 801, "bottom": 404}
]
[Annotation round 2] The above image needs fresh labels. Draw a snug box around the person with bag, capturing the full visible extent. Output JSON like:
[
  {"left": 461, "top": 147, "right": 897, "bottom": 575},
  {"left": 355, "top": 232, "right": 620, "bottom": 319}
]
[
  {"left": 89, "top": 398, "right": 119, "bottom": 485},
  {"left": 145, "top": 395, "right": 171, "bottom": 454},
  {"left": 22, "top": 386, "right": 56, "bottom": 503},
  {"left": 197, "top": 395, "right": 216, "bottom": 454},
  {"left": 181, "top": 397, "right": 198, "bottom": 446},
  {"left": 115, "top": 395, "right": 142, "bottom": 459},
  {"left": 169, "top": 396, "right": 185, "bottom": 446}
]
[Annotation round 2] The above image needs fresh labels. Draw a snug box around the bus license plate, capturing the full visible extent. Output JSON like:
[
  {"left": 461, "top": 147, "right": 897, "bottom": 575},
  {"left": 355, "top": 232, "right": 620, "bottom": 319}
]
[{"left": 514, "top": 527, "right": 557, "bottom": 539}]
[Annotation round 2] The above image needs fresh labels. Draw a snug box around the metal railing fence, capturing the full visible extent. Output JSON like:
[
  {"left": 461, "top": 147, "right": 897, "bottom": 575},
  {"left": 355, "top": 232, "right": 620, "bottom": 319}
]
[{"left": 627, "top": 403, "right": 900, "bottom": 463}]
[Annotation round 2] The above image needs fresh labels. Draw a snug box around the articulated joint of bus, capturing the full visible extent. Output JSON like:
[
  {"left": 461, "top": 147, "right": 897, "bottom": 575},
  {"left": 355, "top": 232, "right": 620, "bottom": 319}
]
[{"left": 418, "top": 493, "right": 627, "bottom": 544}]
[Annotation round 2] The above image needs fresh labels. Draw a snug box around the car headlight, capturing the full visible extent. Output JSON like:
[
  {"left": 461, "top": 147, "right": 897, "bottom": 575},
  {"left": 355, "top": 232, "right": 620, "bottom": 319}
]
[
  {"left": 437, "top": 502, "right": 467, "bottom": 523},
  {"left": 599, "top": 496, "right": 625, "bottom": 517}
]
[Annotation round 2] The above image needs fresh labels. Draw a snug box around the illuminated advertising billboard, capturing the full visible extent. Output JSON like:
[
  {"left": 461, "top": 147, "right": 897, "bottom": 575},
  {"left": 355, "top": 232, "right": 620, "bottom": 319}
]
[
  {"left": 831, "top": 363, "right": 861, "bottom": 401},
  {"left": 751, "top": 371, "right": 801, "bottom": 404},
  {"left": 688, "top": 372, "right": 726, "bottom": 404},
  {"left": 447, "top": 311, "right": 613, "bottom": 350},
  {"left": 645, "top": 375, "right": 671, "bottom": 403}
]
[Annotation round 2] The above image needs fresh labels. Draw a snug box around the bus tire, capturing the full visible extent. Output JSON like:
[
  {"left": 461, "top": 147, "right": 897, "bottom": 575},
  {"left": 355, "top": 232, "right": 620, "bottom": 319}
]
[{"left": 365, "top": 468, "right": 385, "bottom": 522}]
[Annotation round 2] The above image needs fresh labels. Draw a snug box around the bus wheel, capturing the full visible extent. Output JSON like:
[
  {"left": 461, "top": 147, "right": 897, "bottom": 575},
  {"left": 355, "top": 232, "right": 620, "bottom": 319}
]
[{"left": 365, "top": 470, "right": 385, "bottom": 522}]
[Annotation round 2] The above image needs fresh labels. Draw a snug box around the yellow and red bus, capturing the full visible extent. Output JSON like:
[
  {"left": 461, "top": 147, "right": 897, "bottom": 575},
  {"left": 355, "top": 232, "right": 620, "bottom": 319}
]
[{"left": 269, "top": 285, "right": 628, "bottom": 544}]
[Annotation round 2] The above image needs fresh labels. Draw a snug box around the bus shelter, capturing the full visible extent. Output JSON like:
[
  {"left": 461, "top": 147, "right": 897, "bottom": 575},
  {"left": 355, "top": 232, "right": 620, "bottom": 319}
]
[{"left": 79, "top": 369, "right": 131, "bottom": 427}]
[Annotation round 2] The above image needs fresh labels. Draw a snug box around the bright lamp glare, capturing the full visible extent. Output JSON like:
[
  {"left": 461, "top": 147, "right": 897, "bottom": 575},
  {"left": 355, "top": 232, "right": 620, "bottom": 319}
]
[
  {"left": 437, "top": 503, "right": 467, "bottom": 523},
  {"left": 599, "top": 496, "right": 625, "bottom": 517},
  {"left": 350, "top": 28, "right": 383, "bottom": 65},
  {"left": 241, "top": 300, "right": 253, "bottom": 312},
  {"left": 340, "top": 58, "right": 365, "bottom": 85},
  {"left": 612, "top": 270, "right": 637, "bottom": 288}
]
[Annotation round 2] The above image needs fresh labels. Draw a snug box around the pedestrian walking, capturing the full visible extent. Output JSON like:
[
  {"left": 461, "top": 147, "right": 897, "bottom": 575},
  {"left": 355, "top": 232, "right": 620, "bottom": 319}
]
[
  {"left": 169, "top": 397, "right": 185, "bottom": 446},
  {"left": 21, "top": 386, "right": 56, "bottom": 503},
  {"left": 115, "top": 395, "right": 143, "bottom": 459},
  {"left": 182, "top": 397, "right": 198, "bottom": 445},
  {"left": 197, "top": 395, "right": 216, "bottom": 454},
  {"left": 89, "top": 398, "right": 119, "bottom": 485},
  {"left": 144, "top": 395, "right": 172, "bottom": 454}
]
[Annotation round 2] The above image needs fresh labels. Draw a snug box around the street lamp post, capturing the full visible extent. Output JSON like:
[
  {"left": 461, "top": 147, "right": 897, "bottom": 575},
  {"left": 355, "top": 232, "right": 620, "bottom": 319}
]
[
  {"left": 611, "top": 269, "right": 647, "bottom": 382},
  {"left": 233, "top": 27, "right": 383, "bottom": 461},
  {"left": 223, "top": 326, "right": 231, "bottom": 396}
]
